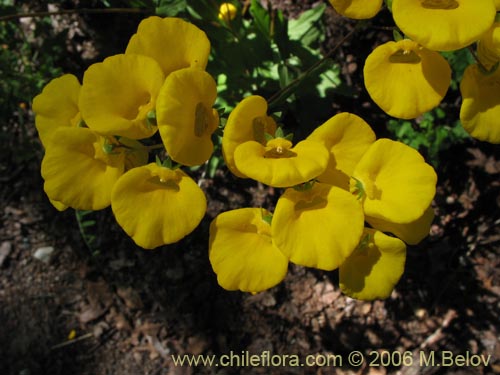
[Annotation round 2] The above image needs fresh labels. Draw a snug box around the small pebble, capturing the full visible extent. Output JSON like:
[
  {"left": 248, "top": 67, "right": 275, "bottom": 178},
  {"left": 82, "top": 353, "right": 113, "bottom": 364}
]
[{"left": 33, "top": 246, "right": 55, "bottom": 264}]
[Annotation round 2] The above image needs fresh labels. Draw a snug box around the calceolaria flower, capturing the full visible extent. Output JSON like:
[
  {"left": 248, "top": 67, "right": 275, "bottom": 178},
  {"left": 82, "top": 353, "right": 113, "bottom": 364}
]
[
  {"left": 366, "top": 205, "right": 435, "bottom": 245},
  {"left": 41, "top": 127, "right": 127, "bottom": 211},
  {"left": 218, "top": 3, "right": 238, "bottom": 22},
  {"left": 209, "top": 208, "right": 288, "bottom": 293},
  {"left": 350, "top": 139, "right": 437, "bottom": 224},
  {"left": 79, "top": 53, "right": 164, "bottom": 139},
  {"left": 156, "top": 68, "right": 219, "bottom": 166},
  {"left": 222, "top": 95, "right": 277, "bottom": 178},
  {"left": 272, "top": 183, "right": 364, "bottom": 270},
  {"left": 126, "top": 16, "right": 210, "bottom": 76},
  {"left": 32, "top": 74, "right": 82, "bottom": 148},
  {"left": 111, "top": 163, "right": 207, "bottom": 249},
  {"left": 234, "top": 133, "right": 329, "bottom": 188},
  {"left": 328, "top": 0, "right": 383, "bottom": 19},
  {"left": 478, "top": 22, "right": 500, "bottom": 70},
  {"left": 307, "top": 112, "right": 376, "bottom": 190},
  {"left": 460, "top": 64, "right": 500, "bottom": 144},
  {"left": 364, "top": 39, "right": 451, "bottom": 119},
  {"left": 339, "top": 229, "right": 406, "bottom": 300},
  {"left": 392, "top": 0, "right": 496, "bottom": 51}
]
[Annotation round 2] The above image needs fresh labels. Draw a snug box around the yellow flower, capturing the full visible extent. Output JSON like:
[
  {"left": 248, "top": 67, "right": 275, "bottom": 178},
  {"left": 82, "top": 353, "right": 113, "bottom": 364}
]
[
  {"left": 272, "top": 183, "right": 364, "bottom": 270},
  {"left": 328, "top": 0, "right": 383, "bottom": 19},
  {"left": 32, "top": 74, "right": 81, "bottom": 148},
  {"left": 126, "top": 16, "right": 210, "bottom": 76},
  {"left": 366, "top": 205, "right": 435, "bottom": 245},
  {"left": 234, "top": 137, "right": 329, "bottom": 188},
  {"left": 156, "top": 68, "right": 219, "bottom": 166},
  {"left": 79, "top": 53, "right": 164, "bottom": 139},
  {"left": 392, "top": 0, "right": 496, "bottom": 51},
  {"left": 478, "top": 22, "right": 500, "bottom": 70},
  {"left": 111, "top": 163, "right": 207, "bottom": 249},
  {"left": 218, "top": 3, "right": 238, "bottom": 22},
  {"left": 307, "top": 112, "right": 375, "bottom": 190},
  {"left": 209, "top": 208, "right": 288, "bottom": 293},
  {"left": 350, "top": 139, "right": 437, "bottom": 224},
  {"left": 460, "top": 64, "right": 500, "bottom": 144},
  {"left": 364, "top": 39, "right": 451, "bottom": 119},
  {"left": 41, "top": 127, "right": 126, "bottom": 210},
  {"left": 222, "top": 95, "right": 277, "bottom": 178},
  {"left": 339, "top": 229, "right": 406, "bottom": 300}
]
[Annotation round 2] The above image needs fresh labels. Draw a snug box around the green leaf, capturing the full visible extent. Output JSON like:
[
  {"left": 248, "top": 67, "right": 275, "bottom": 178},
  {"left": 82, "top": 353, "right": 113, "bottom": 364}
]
[
  {"left": 288, "top": 4, "right": 326, "bottom": 43},
  {"left": 156, "top": 0, "right": 187, "bottom": 16},
  {"left": 250, "top": 0, "right": 271, "bottom": 40}
]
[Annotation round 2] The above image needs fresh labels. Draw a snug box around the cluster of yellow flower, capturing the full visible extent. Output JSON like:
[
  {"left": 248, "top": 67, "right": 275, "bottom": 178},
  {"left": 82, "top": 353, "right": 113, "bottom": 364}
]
[
  {"left": 329, "top": 0, "right": 500, "bottom": 143},
  {"left": 33, "top": 13, "right": 438, "bottom": 301},
  {"left": 210, "top": 97, "right": 437, "bottom": 299},
  {"left": 33, "top": 16, "right": 219, "bottom": 249}
]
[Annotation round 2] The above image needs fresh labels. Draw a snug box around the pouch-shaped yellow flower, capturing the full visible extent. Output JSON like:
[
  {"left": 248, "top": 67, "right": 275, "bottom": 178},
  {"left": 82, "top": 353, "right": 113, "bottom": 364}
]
[
  {"left": 79, "top": 54, "right": 164, "bottom": 139},
  {"left": 41, "top": 127, "right": 126, "bottom": 210},
  {"left": 392, "top": 0, "right": 496, "bottom": 51},
  {"left": 209, "top": 208, "right": 288, "bottom": 293},
  {"left": 222, "top": 95, "right": 277, "bottom": 178},
  {"left": 111, "top": 163, "right": 207, "bottom": 249},
  {"left": 478, "top": 22, "right": 500, "bottom": 70},
  {"left": 32, "top": 74, "right": 81, "bottom": 148},
  {"left": 328, "top": 0, "right": 383, "bottom": 19},
  {"left": 234, "top": 138, "right": 329, "bottom": 188},
  {"left": 339, "top": 229, "right": 406, "bottom": 300},
  {"left": 126, "top": 16, "right": 210, "bottom": 76},
  {"left": 219, "top": 3, "right": 238, "bottom": 21},
  {"left": 366, "top": 205, "right": 435, "bottom": 245},
  {"left": 307, "top": 112, "right": 375, "bottom": 190},
  {"left": 272, "top": 183, "right": 364, "bottom": 270},
  {"left": 364, "top": 39, "right": 451, "bottom": 119},
  {"left": 157, "top": 68, "right": 219, "bottom": 166},
  {"left": 460, "top": 64, "right": 500, "bottom": 144},
  {"left": 351, "top": 138, "right": 437, "bottom": 224}
]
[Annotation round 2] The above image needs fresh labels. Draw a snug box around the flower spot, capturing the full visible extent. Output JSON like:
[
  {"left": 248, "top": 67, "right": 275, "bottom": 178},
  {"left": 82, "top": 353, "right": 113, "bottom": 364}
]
[
  {"left": 194, "top": 102, "right": 210, "bottom": 137},
  {"left": 389, "top": 49, "right": 421, "bottom": 64},
  {"left": 421, "top": 0, "right": 459, "bottom": 10}
]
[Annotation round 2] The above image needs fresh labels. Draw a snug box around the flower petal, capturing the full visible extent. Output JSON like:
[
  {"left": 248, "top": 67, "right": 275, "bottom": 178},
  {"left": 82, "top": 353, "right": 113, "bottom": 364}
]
[
  {"left": 478, "top": 22, "right": 500, "bottom": 69},
  {"left": 79, "top": 54, "right": 164, "bottom": 139},
  {"left": 126, "top": 16, "right": 210, "bottom": 76},
  {"left": 392, "top": 0, "right": 496, "bottom": 51},
  {"left": 307, "top": 112, "right": 375, "bottom": 190},
  {"left": 340, "top": 229, "right": 406, "bottom": 300},
  {"left": 222, "top": 95, "right": 277, "bottom": 178},
  {"left": 234, "top": 139, "right": 329, "bottom": 187},
  {"left": 328, "top": 0, "right": 383, "bottom": 19},
  {"left": 367, "top": 205, "right": 435, "bottom": 245},
  {"left": 41, "top": 127, "right": 126, "bottom": 210},
  {"left": 272, "top": 183, "right": 364, "bottom": 270},
  {"left": 209, "top": 208, "right": 288, "bottom": 293},
  {"left": 111, "top": 164, "right": 206, "bottom": 249},
  {"left": 460, "top": 64, "right": 500, "bottom": 144},
  {"left": 351, "top": 138, "right": 437, "bottom": 223},
  {"left": 157, "top": 68, "right": 219, "bottom": 166},
  {"left": 32, "top": 74, "right": 81, "bottom": 148},
  {"left": 364, "top": 40, "right": 451, "bottom": 119}
]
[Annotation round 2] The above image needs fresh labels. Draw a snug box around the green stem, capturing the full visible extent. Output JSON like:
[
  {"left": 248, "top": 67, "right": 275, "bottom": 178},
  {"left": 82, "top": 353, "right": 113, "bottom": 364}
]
[
  {"left": 145, "top": 144, "right": 165, "bottom": 151},
  {"left": 267, "top": 25, "right": 358, "bottom": 109},
  {"left": 0, "top": 8, "right": 152, "bottom": 22}
]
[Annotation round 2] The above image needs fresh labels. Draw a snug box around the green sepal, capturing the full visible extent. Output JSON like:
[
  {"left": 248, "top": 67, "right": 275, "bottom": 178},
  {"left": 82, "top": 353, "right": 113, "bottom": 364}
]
[
  {"left": 351, "top": 176, "right": 365, "bottom": 200},
  {"left": 275, "top": 127, "right": 285, "bottom": 139},
  {"left": 264, "top": 132, "right": 275, "bottom": 142},
  {"left": 146, "top": 110, "right": 157, "bottom": 129},
  {"left": 293, "top": 180, "right": 315, "bottom": 192},
  {"left": 393, "top": 29, "right": 403, "bottom": 42},
  {"left": 261, "top": 208, "right": 273, "bottom": 225}
]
